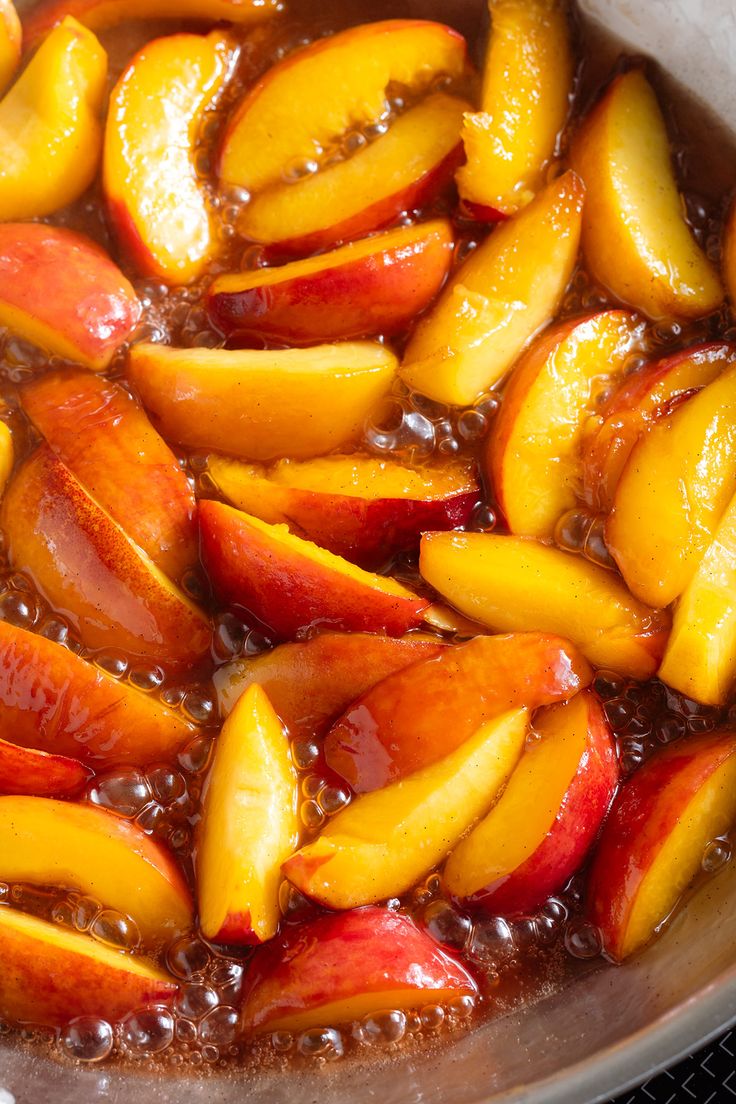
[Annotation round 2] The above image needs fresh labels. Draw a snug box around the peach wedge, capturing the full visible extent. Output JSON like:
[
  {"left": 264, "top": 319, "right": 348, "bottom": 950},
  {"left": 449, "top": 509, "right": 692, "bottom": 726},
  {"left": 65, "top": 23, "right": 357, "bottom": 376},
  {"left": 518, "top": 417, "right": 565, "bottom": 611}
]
[
  {"left": 127, "top": 341, "right": 397, "bottom": 461},
  {"left": 0, "top": 0, "right": 20, "bottom": 97},
  {"left": 0, "top": 16, "right": 106, "bottom": 220},
  {"left": 457, "top": 0, "right": 573, "bottom": 218},
  {"left": 105, "top": 31, "right": 235, "bottom": 284},
  {"left": 400, "top": 171, "right": 584, "bottom": 405},
  {"left": 488, "top": 310, "right": 641, "bottom": 537},
  {"left": 199, "top": 501, "right": 430, "bottom": 638},
  {"left": 419, "top": 533, "right": 670, "bottom": 679},
  {"left": 0, "top": 796, "right": 193, "bottom": 948},
  {"left": 0, "top": 738, "right": 91, "bottom": 798},
  {"left": 725, "top": 199, "right": 736, "bottom": 307},
  {"left": 197, "top": 684, "right": 299, "bottom": 945},
  {"left": 570, "top": 69, "right": 723, "bottom": 321}
]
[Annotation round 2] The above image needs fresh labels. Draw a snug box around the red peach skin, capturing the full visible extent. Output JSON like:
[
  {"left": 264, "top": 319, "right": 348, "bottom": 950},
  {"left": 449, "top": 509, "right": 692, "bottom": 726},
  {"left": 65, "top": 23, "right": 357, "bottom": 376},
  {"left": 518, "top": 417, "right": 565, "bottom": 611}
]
[{"left": 0, "top": 738, "right": 91, "bottom": 797}]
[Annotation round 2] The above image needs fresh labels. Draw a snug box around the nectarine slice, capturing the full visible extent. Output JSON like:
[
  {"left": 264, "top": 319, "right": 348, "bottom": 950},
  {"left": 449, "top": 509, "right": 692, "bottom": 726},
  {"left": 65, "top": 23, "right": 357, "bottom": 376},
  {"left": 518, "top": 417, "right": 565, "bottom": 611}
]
[
  {"left": 419, "top": 532, "right": 670, "bottom": 679},
  {"left": 0, "top": 0, "right": 20, "bottom": 96},
  {"left": 489, "top": 311, "right": 641, "bottom": 537},
  {"left": 0, "top": 738, "right": 91, "bottom": 797},
  {"left": 207, "top": 452, "right": 479, "bottom": 567},
  {"left": 725, "top": 200, "right": 736, "bottom": 307},
  {"left": 197, "top": 684, "right": 298, "bottom": 945},
  {"left": 207, "top": 219, "right": 454, "bottom": 344},
  {"left": 241, "top": 907, "right": 477, "bottom": 1034},
  {"left": 444, "top": 691, "right": 617, "bottom": 913},
  {"left": 587, "top": 731, "right": 736, "bottom": 961},
  {"left": 127, "top": 341, "right": 397, "bottom": 461},
  {"left": 456, "top": 0, "right": 573, "bottom": 216},
  {"left": 0, "top": 796, "right": 193, "bottom": 948},
  {"left": 400, "top": 171, "right": 584, "bottom": 405},
  {"left": 283, "top": 708, "right": 528, "bottom": 909},
  {"left": 570, "top": 69, "right": 723, "bottom": 321},
  {"left": 324, "top": 632, "right": 592, "bottom": 792},
  {"left": 105, "top": 30, "right": 235, "bottom": 284},
  {"left": 238, "top": 92, "right": 469, "bottom": 255},
  {"left": 0, "top": 419, "right": 12, "bottom": 496},
  {"left": 607, "top": 359, "right": 736, "bottom": 608},
  {"left": 0, "top": 906, "right": 177, "bottom": 1028},
  {"left": 0, "top": 16, "right": 106, "bottom": 219},
  {"left": 199, "top": 500, "right": 430, "bottom": 639},
  {"left": 22, "top": 368, "right": 197, "bottom": 584}
]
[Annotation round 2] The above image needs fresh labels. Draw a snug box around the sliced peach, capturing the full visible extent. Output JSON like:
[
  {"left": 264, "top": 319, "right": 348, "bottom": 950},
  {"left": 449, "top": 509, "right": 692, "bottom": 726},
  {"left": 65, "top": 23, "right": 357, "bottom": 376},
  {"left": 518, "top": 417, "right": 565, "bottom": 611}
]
[
  {"left": 587, "top": 731, "right": 736, "bottom": 961},
  {"left": 207, "top": 452, "right": 479, "bottom": 568},
  {"left": 241, "top": 907, "right": 477, "bottom": 1034},
  {"left": 582, "top": 341, "right": 734, "bottom": 513},
  {"left": 0, "top": 907, "right": 177, "bottom": 1028},
  {"left": 0, "top": 16, "right": 106, "bottom": 219},
  {"left": 488, "top": 311, "right": 641, "bottom": 538},
  {"left": 0, "top": 1, "right": 20, "bottom": 96},
  {"left": 324, "top": 633, "right": 592, "bottom": 793},
  {"left": 419, "top": 533, "right": 670, "bottom": 679},
  {"left": 0, "top": 738, "right": 91, "bottom": 797},
  {"left": 197, "top": 685, "right": 298, "bottom": 946},
  {"left": 1, "top": 445, "right": 211, "bottom": 671},
  {"left": 214, "top": 633, "right": 445, "bottom": 740},
  {"left": 199, "top": 500, "right": 429, "bottom": 639},
  {"left": 400, "top": 171, "right": 584, "bottom": 405},
  {"left": 570, "top": 69, "right": 723, "bottom": 321},
  {"left": 127, "top": 341, "right": 396, "bottom": 461},
  {"left": 444, "top": 691, "right": 617, "bottom": 913},
  {"left": 725, "top": 200, "right": 736, "bottom": 306},
  {"left": 606, "top": 360, "right": 736, "bottom": 608},
  {"left": 105, "top": 31, "right": 235, "bottom": 284},
  {"left": 22, "top": 368, "right": 197, "bottom": 584},
  {"left": 207, "top": 219, "right": 454, "bottom": 344},
  {"left": 0, "top": 419, "right": 12, "bottom": 496},
  {"left": 284, "top": 708, "right": 527, "bottom": 909},
  {"left": 0, "top": 619, "right": 194, "bottom": 767},
  {"left": 238, "top": 93, "right": 469, "bottom": 256},
  {"left": 456, "top": 0, "right": 573, "bottom": 217},
  {"left": 0, "top": 796, "right": 193, "bottom": 948}
]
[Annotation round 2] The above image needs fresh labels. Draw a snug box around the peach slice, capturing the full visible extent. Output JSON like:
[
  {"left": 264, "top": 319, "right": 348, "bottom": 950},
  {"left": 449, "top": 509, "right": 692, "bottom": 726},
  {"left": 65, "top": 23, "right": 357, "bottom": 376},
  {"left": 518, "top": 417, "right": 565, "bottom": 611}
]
[
  {"left": 419, "top": 533, "right": 670, "bottom": 679},
  {"left": 214, "top": 633, "right": 445, "bottom": 739},
  {"left": 587, "top": 731, "right": 736, "bottom": 961},
  {"left": 0, "top": 907, "right": 177, "bottom": 1028},
  {"left": 725, "top": 200, "right": 736, "bottom": 306},
  {"left": 0, "top": 224, "right": 140, "bottom": 371},
  {"left": 324, "top": 633, "right": 592, "bottom": 793},
  {"left": 199, "top": 500, "right": 430, "bottom": 639},
  {"left": 444, "top": 691, "right": 617, "bottom": 913},
  {"left": 105, "top": 31, "right": 235, "bottom": 284},
  {"left": 606, "top": 359, "right": 736, "bottom": 609},
  {"left": 0, "top": 16, "right": 106, "bottom": 220},
  {"left": 197, "top": 685, "right": 298, "bottom": 945},
  {"left": 488, "top": 311, "right": 641, "bottom": 538},
  {"left": 127, "top": 341, "right": 397, "bottom": 461},
  {"left": 0, "top": 796, "right": 193, "bottom": 948},
  {"left": 400, "top": 171, "right": 584, "bottom": 405},
  {"left": 207, "top": 219, "right": 454, "bottom": 345},
  {"left": 219, "top": 19, "right": 467, "bottom": 195},
  {"left": 238, "top": 93, "right": 469, "bottom": 256},
  {"left": 284, "top": 708, "right": 527, "bottom": 909},
  {"left": 207, "top": 452, "right": 479, "bottom": 568},
  {"left": 570, "top": 69, "right": 723, "bottom": 321},
  {"left": 1, "top": 445, "right": 211, "bottom": 671},
  {"left": 0, "top": 419, "right": 12, "bottom": 496},
  {"left": 22, "top": 368, "right": 197, "bottom": 584},
  {"left": 0, "top": 1, "right": 20, "bottom": 96},
  {"left": 456, "top": 0, "right": 573, "bottom": 217},
  {"left": 0, "top": 738, "right": 91, "bottom": 797},
  {"left": 0, "top": 619, "right": 194, "bottom": 767},
  {"left": 582, "top": 341, "right": 734, "bottom": 513},
  {"left": 241, "top": 907, "right": 477, "bottom": 1034}
]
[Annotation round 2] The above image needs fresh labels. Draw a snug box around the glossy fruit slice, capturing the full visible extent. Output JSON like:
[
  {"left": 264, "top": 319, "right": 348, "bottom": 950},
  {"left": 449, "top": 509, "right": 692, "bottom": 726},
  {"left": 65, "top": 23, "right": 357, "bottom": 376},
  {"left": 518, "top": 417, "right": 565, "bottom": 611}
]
[
  {"left": 570, "top": 69, "right": 723, "bottom": 320},
  {"left": 457, "top": 0, "right": 573, "bottom": 217},
  {"left": 324, "top": 632, "right": 592, "bottom": 793},
  {"left": 725, "top": 199, "right": 736, "bottom": 306},
  {"left": 197, "top": 685, "right": 299, "bottom": 945},
  {"left": 0, "top": 738, "right": 91, "bottom": 798},
  {"left": 105, "top": 30, "right": 235, "bottom": 284},
  {"left": 420, "top": 532, "right": 670, "bottom": 679},
  {"left": 207, "top": 219, "right": 454, "bottom": 344},
  {"left": 0, "top": 0, "right": 20, "bottom": 96},
  {"left": 127, "top": 341, "right": 396, "bottom": 461},
  {"left": 400, "top": 171, "right": 584, "bottom": 405},
  {"left": 241, "top": 907, "right": 477, "bottom": 1034},
  {"left": 444, "top": 691, "right": 617, "bottom": 913},
  {"left": 0, "top": 420, "right": 12, "bottom": 496},
  {"left": 199, "top": 501, "right": 430, "bottom": 639},
  {"left": 0, "top": 16, "right": 106, "bottom": 220}
]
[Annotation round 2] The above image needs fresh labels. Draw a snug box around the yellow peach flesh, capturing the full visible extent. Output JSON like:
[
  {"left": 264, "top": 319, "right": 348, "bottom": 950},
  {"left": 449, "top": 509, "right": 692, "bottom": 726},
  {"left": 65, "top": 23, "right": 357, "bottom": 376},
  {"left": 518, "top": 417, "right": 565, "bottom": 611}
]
[{"left": 0, "top": 0, "right": 20, "bottom": 96}]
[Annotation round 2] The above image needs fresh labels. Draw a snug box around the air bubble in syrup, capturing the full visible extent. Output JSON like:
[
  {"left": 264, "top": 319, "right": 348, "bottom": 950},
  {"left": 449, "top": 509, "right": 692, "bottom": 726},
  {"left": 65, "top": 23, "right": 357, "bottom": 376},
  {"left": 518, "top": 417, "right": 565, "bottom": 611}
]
[
  {"left": 175, "top": 983, "right": 218, "bottom": 1021},
  {"left": 87, "top": 768, "right": 152, "bottom": 818},
  {"left": 59, "top": 1016, "right": 114, "bottom": 1062},
  {"left": 360, "top": 1009, "right": 406, "bottom": 1045},
  {"left": 167, "top": 935, "right": 212, "bottom": 979},
  {"left": 564, "top": 919, "right": 603, "bottom": 960},
  {"left": 119, "top": 1006, "right": 174, "bottom": 1056},
  {"left": 90, "top": 909, "right": 140, "bottom": 951},
  {"left": 198, "top": 1005, "right": 239, "bottom": 1046},
  {"left": 296, "top": 1026, "right": 343, "bottom": 1059}
]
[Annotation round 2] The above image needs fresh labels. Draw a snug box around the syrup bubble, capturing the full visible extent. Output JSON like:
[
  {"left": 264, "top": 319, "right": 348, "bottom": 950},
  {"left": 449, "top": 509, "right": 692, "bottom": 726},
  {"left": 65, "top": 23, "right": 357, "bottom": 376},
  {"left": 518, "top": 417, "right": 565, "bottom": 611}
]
[
  {"left": 119, "top": 1006, "right": 175, "bottom": 1056},
  {"left": 198, "top": 1005, "right": 240, "bottom": 1047},
  {"left": 564, "top": 920, "right": 603, "bottom": 960},
  {"left": 175, "top": 984, "right": 218, "bottom": 1021},
  {"left": 87, "top": 769, "right": 152, "bottom": 818},
  {"left": 296, "top": 1026, "right": 344, "bottom": 1060},
  {"left": 59, "top": 1016, "right": 114, "bottom": 1062},
  {"left": 360, "top": 1009, "right": 406, "bottom": 1045},
  {"left": 167, "top": 935, "right": 212, "bottom": 980}
]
